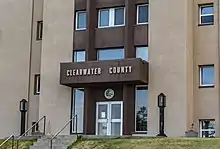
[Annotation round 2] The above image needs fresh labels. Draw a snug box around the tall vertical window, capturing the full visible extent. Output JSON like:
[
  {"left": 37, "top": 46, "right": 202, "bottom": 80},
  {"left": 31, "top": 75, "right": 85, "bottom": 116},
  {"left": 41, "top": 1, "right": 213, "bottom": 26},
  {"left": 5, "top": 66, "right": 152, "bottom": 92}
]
[
  {"left": 36, "top": 21, "right": 43, "bottom": 40},
  {"left": 73, "top": 50, "right": 86, "bottom": 62},
  {"left": 199, "top": 119, "right": 215, "bottom": 138},
  {"left": 97, "top": 48, "right": 124, "bottom": 60},
  {"left": 199, "top": 4, "right": 214, "bottom": 25},
  {"left": 72, "top": 88, "right": 84, "bottom": 133},
  {"left": 199, "top": 65, "right": 214, "bottom": 87},
  {"left": 34, "top": 74, "right": 40, "bottom": 95},
  {"left": 136, "top": 46, "right": 148, "bottom": 61},
  {"left": 137, "top": 4, "right": 148, "bottom": 24},
  {"left": 75, "top": 11, "right": 86, "bottom": 30},
  {"left": 135, "top": 86, "right": 148, "bottom": 132},
  {"left": 98, "top": 7, "right": 125, "bottom": 28}
]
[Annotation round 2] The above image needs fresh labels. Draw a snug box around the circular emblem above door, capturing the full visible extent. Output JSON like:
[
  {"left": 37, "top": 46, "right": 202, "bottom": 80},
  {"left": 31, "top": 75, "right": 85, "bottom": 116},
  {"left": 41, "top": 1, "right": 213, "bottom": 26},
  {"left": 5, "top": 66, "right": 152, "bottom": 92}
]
[{"left": 104, "top": 88, "right": 114, "bottom": 99}]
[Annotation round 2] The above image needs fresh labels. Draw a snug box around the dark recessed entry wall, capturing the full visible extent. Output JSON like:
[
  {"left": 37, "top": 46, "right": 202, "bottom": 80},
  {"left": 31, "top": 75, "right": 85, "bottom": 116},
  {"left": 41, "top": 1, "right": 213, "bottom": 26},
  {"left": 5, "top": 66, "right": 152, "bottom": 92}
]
[
  {"left": 73, "top": 0, "right": 148, "bottom": 135},
  {"left": 83, "top": 85, "right": 135, "bottom": 135}
]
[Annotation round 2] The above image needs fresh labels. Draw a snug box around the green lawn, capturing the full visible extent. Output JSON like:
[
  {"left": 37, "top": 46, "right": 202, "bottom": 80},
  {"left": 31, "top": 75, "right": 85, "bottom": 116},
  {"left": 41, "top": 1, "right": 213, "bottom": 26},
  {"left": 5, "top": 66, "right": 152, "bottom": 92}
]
[
  {"left": 0, "top": 140, "right": 36, "bottom": 149},
  {"left": 70, "top": 138, "right": 220, "bottom": 149}
]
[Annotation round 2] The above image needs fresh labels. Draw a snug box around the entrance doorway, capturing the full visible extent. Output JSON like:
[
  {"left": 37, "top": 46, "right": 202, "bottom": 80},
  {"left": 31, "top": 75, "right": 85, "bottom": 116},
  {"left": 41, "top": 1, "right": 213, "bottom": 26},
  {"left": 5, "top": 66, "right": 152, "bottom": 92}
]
[{"left": 96, "top": 101, "right": 123, "bottom": 136}]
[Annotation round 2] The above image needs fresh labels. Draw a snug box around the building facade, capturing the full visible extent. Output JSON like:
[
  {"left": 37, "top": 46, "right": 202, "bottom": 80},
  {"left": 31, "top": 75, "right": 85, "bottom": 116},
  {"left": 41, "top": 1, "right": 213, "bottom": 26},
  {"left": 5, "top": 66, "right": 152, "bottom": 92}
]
[{"left": 0, "top": 0, "right": 219, "bottom": 138}]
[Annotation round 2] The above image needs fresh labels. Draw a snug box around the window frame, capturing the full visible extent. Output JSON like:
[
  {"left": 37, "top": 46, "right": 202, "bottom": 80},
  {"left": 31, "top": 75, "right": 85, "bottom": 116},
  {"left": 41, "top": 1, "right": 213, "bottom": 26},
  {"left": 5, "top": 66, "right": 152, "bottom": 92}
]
[
  {"left": 135, "top": 46, "right": 148, "bottom": 61},
  {"left": 136, "top": 4, "right": 148, "bottom": 25},
  {"left": 199, "top": 65, "right": 215, "bottom": 87},
  {"left": 135, "top": 85, "right": 148, "bottom": 133},
  {"left": 199, "top": 4, "right": 214, "bottom": 25},
  {"left": 34, "top": 74, "right": 40, "bottom": 95},
  {"left": 98, "top": 7, "right": 125, "bottom": 28},
  {"left": 73, "top": 50, "right": 86, "bottom": 62},
  {"left": 36, "top": 21, "right": 43, "bottom": 40},
  {"left": 199, "top": 119, "right": 215, "bottom": 138},
  {"left": 71, "top": 88, "right": 85, "bottom": 134},
  {"left": 75, "top": 11, "right": 86, "bottom": 30},
  {"left": 97, "top": 48, "right": 125, "bottom": 61}
]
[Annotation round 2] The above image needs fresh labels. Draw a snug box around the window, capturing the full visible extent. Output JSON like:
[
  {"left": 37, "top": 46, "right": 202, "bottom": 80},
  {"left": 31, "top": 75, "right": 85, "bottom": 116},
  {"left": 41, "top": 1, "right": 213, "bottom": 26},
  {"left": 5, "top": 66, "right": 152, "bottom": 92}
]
[
  {"left": 72, "top": 88, "right": 84, "bottom": 133},
  {"left": 135, "top": 86, "right": 148, "bottom": 132},
  {"left": 137, "top": 4, "right": 148, "bottom": 24},
  {"left": 98, "top": 7, "right": 125, "bottom": 28},
  {"left": 73, "top": 50, "right": 86, "bottom": 62},
  {"left": 136, "top": 46, "right": 148, "bottom": 61},
  {"left": 34, "top": 74, "right": 40, "bottom": 95},
  {"left": 75, "top": 11, "right": 86, "bottom": 30},
  {"left": 199, "top": 65, "right": 214, "bottom": 87},
  {"left": 199, "top": 4, "right": 214, "bottom": 25},
  {"left": 37, "top": 21, "right": 43, "bottom": 40},
  {"left": 97, "top": 48, "right": 124, "bottom": 60},
  {"left": 199, "top": 120, "right": 215, "bottom": 138}
]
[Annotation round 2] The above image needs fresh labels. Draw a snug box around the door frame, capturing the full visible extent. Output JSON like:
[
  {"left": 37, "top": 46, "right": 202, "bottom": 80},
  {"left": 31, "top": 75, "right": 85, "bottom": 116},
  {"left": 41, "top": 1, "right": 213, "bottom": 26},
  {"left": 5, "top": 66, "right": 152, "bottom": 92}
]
[{"left": 96, "top": 101, "right": 123, "bottom": 136}]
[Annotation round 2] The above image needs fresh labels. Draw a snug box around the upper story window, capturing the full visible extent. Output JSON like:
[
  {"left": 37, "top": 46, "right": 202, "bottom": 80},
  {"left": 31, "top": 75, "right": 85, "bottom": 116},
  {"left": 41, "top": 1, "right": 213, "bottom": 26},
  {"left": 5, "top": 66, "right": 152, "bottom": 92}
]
[
  {"left": 97, "top": 48, "right": 124, "bottom": 60},
  {"left": 137, "top": 4, "right": 148, "bottom": 25},
  {"left": 199, "top": 119, "right": 215, "bottom": 138},
  {"left": 37, "top": 21, "right": 43, "bottom": 40},
  {"left": 34, "top": 74, "right": 40, "bottom": 95},
  {"left": 199, "top": 4, "right": 214, "bottom": 25},
  {"left": 98, "top": 7, "right": 125, "bottom": 28},
  {"left": 135, "top": 86, "right": 148, "bottom": 132},
  {"left": 199, "top": 65, "right": 214, "bottom": 87},
  {"left": 136, "top": 46, "right": 148, "bottom": 61},
  {"left": 73, "top": 50, "right": 86, "bottom": 62},
  {"left": 75, "top": 11, "right": 86, "bottom": 30}
]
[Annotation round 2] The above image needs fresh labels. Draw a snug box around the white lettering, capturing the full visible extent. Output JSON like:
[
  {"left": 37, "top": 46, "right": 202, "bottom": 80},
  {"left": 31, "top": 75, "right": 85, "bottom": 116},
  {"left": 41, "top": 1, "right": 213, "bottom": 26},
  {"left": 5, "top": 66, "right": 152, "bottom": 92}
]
[
  {"left": 98, "top": 68, "right": 101, "bottom": 74},
  {"left": 108, "top": 66, "right": 132, "bottom": 74},
  {"left": 76, "top": 69, "right": 79, "bottom": 75},
  {"left": 83, "top": 69, "right": 87, "bottom": 75},
  {"left": 67, "top": 70, "right": 70, "bottom": 76},
  {"left": 109, "top": 67, "right": 112, "bottom": 74},
  {"left": 129, "top": 66, "right": 132, "bottom": 72},
  {"left": 66, "top": 66, "right": 132, "bottom": 77},
  {"left": 66, "top": 68, "right": 102, "bottom": 76}
]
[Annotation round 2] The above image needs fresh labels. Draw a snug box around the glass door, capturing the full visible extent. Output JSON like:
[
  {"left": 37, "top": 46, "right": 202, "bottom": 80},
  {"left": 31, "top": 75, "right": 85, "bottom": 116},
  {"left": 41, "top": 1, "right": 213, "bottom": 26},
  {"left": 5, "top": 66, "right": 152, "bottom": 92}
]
[
  {"left": 96, "top": 102, "right": 109, "bottom": 135},
  {"left": 96, "top": 101, "right": 123, "bottom": 136},
  {"left": 110, "top": 102, "right": 123, "bottom": 136}
]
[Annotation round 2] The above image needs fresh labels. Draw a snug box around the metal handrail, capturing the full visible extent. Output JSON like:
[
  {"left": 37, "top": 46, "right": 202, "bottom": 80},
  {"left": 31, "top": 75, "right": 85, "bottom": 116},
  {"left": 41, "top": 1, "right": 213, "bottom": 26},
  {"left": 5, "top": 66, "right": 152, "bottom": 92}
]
[
  {"left": 0, "top": 135, "right": 15, "bottom": 149},
  {"left": 16, "top": 116, "right": 46, "bottom": 149},
  {"left": 50, "top": 115, "right": 77, "bottom": 149}
]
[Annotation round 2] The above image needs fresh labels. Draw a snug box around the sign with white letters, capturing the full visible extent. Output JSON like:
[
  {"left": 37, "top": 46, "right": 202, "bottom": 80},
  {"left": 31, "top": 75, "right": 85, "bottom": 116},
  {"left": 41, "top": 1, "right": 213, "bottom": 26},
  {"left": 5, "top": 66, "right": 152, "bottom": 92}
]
[{"left": 66, "top": 66, "right": 132, "bottom": 77}]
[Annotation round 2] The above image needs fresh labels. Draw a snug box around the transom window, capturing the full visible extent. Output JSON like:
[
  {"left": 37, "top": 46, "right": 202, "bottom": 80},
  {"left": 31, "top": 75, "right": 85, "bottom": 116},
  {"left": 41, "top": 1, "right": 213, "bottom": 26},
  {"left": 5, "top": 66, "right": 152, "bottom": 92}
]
[
  {"left": 75, "top": 11, "right": 86, "bottom": 30},
  {"left": 135, "top": 86, "right": 148, "bottom": 132},
  {"left": 199, "top": 120, "right": 215, "bottom": 138},
  {"left": 97, "top": 48, "right": 124, "bottom": 60},
  {"left": 199, "top": 65, "right": 214, "bottom": 87},
  {"left": 136, "top": 46, "right": 148, "bottom": 61},
  {"left": 137, "top": 4, "right": 148, "bottom": 24},
  {"left": 98, "top": 7, "right": 125, "bottom": 28},
  {"left": 199, "top": 4, "right": 214, "bottom": 25},
  {"left": 73, "top": 50, "right": 86, "bottom": 62}
]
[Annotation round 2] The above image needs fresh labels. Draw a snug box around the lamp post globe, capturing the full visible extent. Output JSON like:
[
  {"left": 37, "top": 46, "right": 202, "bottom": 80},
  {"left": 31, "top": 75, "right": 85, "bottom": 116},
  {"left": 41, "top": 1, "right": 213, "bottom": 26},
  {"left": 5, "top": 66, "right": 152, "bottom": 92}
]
[
  {"left": 19, "top": 99, "right": 28, "bottom": 112},
  {"left": 19, "top": 99, "right": 28, "bottom": 135}
]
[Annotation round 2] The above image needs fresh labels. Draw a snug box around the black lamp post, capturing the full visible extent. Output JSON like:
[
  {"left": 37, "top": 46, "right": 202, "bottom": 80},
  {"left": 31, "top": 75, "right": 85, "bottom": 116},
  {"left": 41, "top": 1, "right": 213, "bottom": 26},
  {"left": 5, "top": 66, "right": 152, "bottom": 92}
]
[
  {"left": 156, "top": 93, "right": 167, "bottom": 137},
  {"left": 19, "top": 99, "right": 28, "bottom": 136}
]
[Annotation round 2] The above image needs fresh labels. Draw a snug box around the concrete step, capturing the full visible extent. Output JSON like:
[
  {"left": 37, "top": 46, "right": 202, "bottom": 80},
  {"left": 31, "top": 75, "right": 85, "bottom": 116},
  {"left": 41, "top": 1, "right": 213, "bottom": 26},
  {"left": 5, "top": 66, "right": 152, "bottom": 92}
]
[
  {"left": 30, "top": 135, "right": 77, "bottom": 149},
  {"left": 14, "top": 135, "right": 41, "bottom": 140},
  {"left": 33, "top": 141, "right": 72, "bottom": 146},
  {"left": 30, "top": 145, "right": 67, "bottom": 149},
  {"left": 32, "top": 131, "right": 45, "bottom": 136}
]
